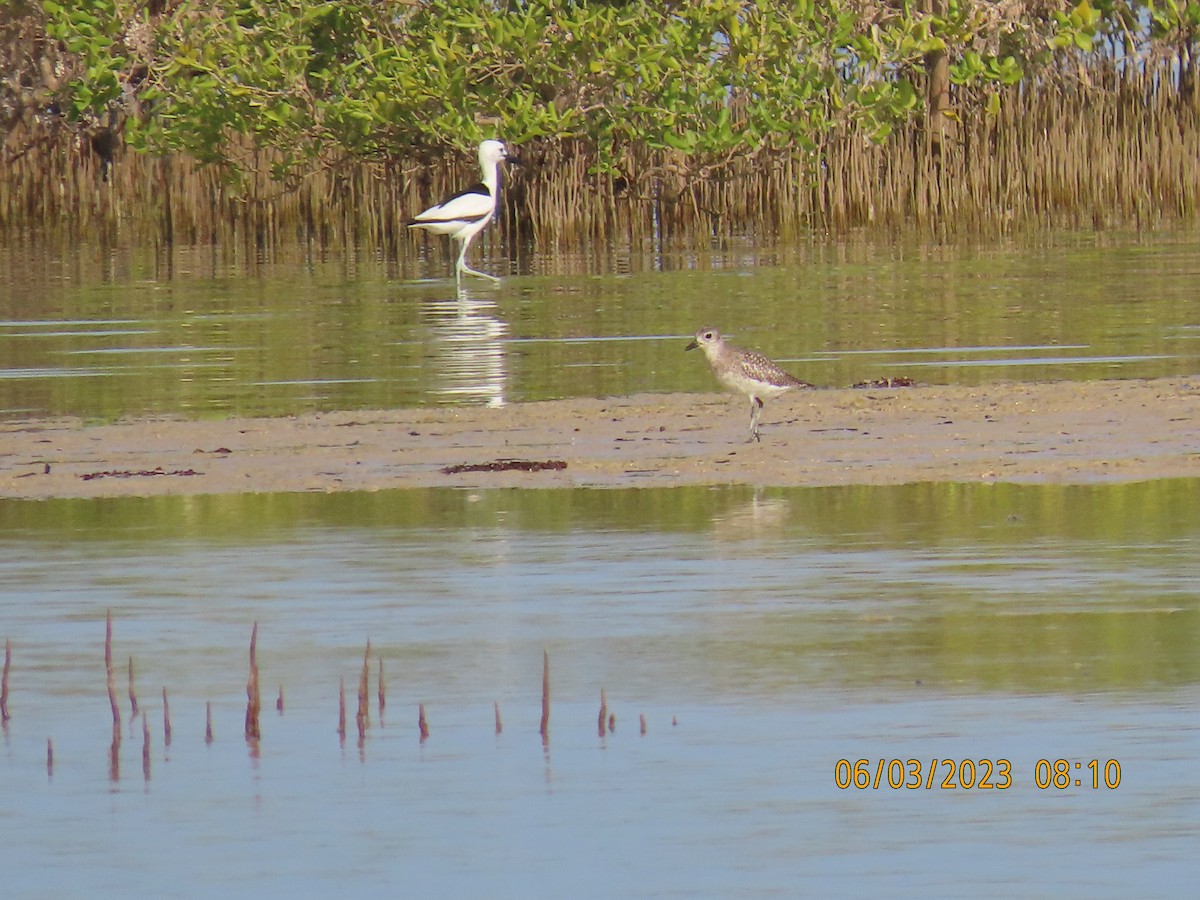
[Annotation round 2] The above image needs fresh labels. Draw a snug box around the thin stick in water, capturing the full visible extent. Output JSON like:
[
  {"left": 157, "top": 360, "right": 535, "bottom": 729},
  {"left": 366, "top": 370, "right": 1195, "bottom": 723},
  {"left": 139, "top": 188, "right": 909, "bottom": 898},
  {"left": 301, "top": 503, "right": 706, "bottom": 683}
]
[
  {"left": 276, "top": 685, "right": 284, "bottom": 714},
  {"left": 128, "top": 655, "right": 139, "bottom": 721},
  {"left": 162, "top": 687, "right": 172, "bottom": 747},
  {"left": 47, "top": 738, "right": 53, "bottom": 777},
  {"left": 244, "top": 623, "right": 260, "bottom": 742},
  {"left": 494, "top": 701, "right": 502, "bottom": 736},
  {"left": 598, "top": 688, "right": 607, "bottom": 738},
  {"left": 539, "top": 650, "right": 550, "bottom": 740},
  {"left": 1, "top": 639, "right": 10, "bottom": 722},
  {"left": 109, "top": 726, "right": 120, "bottom": 784},
  {"left": 640, "top": 713, "right": 647, "bottom": 735},
  {"left": 105, "top": 611, "right": 121, "bottom": 736},
  {"left": 377, "top": 658, "right": 386, "bottom": 722},
  {"left": 337, "top": 678, "right": 346, "bottom": 741},
  {"left": 205, "top": 701, "right": 213, "bottom": 745},
  {"left": 418, "top": 703, "right": 429, "bottom": 742},
  {"left": 356, "top": 639, "right": 370, "bottom": 738},
  {"left": 142, "top": 715, "right": 151, "bottom": 782}
]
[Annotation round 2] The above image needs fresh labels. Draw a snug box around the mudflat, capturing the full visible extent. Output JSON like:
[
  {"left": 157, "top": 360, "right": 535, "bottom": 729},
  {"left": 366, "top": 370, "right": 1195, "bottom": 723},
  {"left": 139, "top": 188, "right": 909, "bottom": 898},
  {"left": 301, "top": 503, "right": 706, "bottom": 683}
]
[{"left": 2, "top": 377, "right": 1198, "bottom": 500}]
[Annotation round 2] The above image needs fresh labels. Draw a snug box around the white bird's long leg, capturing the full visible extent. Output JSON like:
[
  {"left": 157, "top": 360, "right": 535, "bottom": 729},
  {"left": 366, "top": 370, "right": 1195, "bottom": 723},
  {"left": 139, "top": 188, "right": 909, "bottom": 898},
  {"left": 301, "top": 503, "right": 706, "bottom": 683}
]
[
  {"left": 454, "top": 235, "right": 500, "bottom": 284},
  {"left": 460, "top": 264, "right": 500, "bottom": 283}
]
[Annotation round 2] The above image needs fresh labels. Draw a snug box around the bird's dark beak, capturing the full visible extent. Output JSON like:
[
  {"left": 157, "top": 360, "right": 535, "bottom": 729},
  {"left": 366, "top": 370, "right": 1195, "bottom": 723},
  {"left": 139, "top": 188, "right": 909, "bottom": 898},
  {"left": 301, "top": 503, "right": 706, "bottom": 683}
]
[
  {"left": 684, "top": 340, "right": 699, "bottom": 352},
  {"left": 505, "top": 153, "right": 523, "bottom": 166}
]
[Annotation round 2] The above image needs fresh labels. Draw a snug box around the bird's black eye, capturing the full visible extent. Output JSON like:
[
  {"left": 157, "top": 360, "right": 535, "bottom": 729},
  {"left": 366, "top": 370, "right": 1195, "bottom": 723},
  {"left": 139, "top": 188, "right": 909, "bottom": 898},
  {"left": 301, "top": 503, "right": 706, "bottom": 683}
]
[{"left": 704, "top": 331, "right": 714, "bottom": 340}]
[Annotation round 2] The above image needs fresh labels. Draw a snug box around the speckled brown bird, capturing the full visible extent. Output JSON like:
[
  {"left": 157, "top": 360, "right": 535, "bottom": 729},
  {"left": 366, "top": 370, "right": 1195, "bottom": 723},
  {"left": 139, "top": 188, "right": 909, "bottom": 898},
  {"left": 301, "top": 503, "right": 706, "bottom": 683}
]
[{"left": 685, "top": 327, "right": 812, "bottom": 442}]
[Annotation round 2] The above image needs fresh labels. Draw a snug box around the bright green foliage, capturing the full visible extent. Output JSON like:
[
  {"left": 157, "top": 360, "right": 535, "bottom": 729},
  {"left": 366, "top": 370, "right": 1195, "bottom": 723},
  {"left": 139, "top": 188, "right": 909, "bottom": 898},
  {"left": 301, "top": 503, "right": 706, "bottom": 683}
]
[
  {"left": 29, "top": 0, "right": 1200, "bottom": 186},
  {"left": 1049, "top": 0, "right": 1104, "bottom": 51},
  {"left": 42, "top": 0, "right": 135, "bottom": 120},
  {"left": 1145, "top": 0, "right": 1200, "bottom": 41}
]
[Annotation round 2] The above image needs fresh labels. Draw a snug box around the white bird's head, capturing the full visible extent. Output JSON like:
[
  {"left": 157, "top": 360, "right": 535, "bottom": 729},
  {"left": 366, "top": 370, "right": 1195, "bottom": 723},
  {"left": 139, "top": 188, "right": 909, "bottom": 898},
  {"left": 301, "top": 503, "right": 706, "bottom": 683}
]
[{"left": 479, "top": 139, "right": 514, "bottom": 167}]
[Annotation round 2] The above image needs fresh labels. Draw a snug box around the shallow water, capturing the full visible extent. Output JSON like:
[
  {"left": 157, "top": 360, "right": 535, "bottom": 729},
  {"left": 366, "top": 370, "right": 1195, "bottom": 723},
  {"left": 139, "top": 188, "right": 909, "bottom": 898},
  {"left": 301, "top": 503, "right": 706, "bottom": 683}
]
[
  {"left": 2, "top": 232, "right": 1198, "bottom": 894},
  {"left": 1, "top": 483, "right": 1197, "bottom": 896},
  {"left": 1, "top": 232, "right": 1198, "bottom": 419}
]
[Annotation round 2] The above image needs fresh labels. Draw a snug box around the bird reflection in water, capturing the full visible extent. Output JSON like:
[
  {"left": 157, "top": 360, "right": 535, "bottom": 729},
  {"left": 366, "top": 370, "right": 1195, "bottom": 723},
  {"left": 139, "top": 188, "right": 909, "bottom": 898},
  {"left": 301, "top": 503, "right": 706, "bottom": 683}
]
[{"left": 419, "top": 284, "right": 510, "bottom": 408}]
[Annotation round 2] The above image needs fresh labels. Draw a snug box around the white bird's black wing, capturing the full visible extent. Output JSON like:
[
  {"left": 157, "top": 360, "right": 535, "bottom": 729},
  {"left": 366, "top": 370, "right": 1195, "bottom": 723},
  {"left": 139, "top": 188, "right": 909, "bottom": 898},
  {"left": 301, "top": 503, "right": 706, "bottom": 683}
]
[{"left": 409, "top": 183, "right": 494, "bottom": 226}]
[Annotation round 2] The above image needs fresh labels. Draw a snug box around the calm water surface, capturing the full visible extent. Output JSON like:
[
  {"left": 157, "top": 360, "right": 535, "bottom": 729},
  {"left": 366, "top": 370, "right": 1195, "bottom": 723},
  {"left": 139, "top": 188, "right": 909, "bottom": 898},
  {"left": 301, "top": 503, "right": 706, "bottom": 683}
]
[
  {"left": 1, "top": 231, "right": 1197, "bottom": 419},
  {"left": 1, "top": 483, "right": 1198, "bottom": 896},
  {"left": 2, "top": 234, "right": 1198, "bottom": 894}
]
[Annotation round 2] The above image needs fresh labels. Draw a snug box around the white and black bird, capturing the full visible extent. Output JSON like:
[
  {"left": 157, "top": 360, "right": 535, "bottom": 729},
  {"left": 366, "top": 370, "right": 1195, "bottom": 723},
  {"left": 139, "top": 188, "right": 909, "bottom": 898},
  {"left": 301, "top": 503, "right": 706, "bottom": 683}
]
[
  {"left": 685, "top": 327, "right": 812, "bottom": 442},
  {"left": 407, "top": 139, "right": 516, "bottom": 284}
]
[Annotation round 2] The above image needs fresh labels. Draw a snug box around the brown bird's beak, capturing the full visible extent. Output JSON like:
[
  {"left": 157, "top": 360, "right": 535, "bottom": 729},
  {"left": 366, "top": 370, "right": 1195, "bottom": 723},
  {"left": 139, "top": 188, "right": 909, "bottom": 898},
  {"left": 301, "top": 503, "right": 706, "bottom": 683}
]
[{"left": 684, "top": 340, "right": 699, "bottom": 351}]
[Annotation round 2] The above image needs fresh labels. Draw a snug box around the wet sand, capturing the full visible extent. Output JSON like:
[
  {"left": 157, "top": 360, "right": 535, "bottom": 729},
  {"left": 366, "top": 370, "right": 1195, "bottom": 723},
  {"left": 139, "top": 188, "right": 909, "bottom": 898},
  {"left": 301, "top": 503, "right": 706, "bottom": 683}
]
[{"left": 2, "top": 377, "right": 1198, "bottom": 500}]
